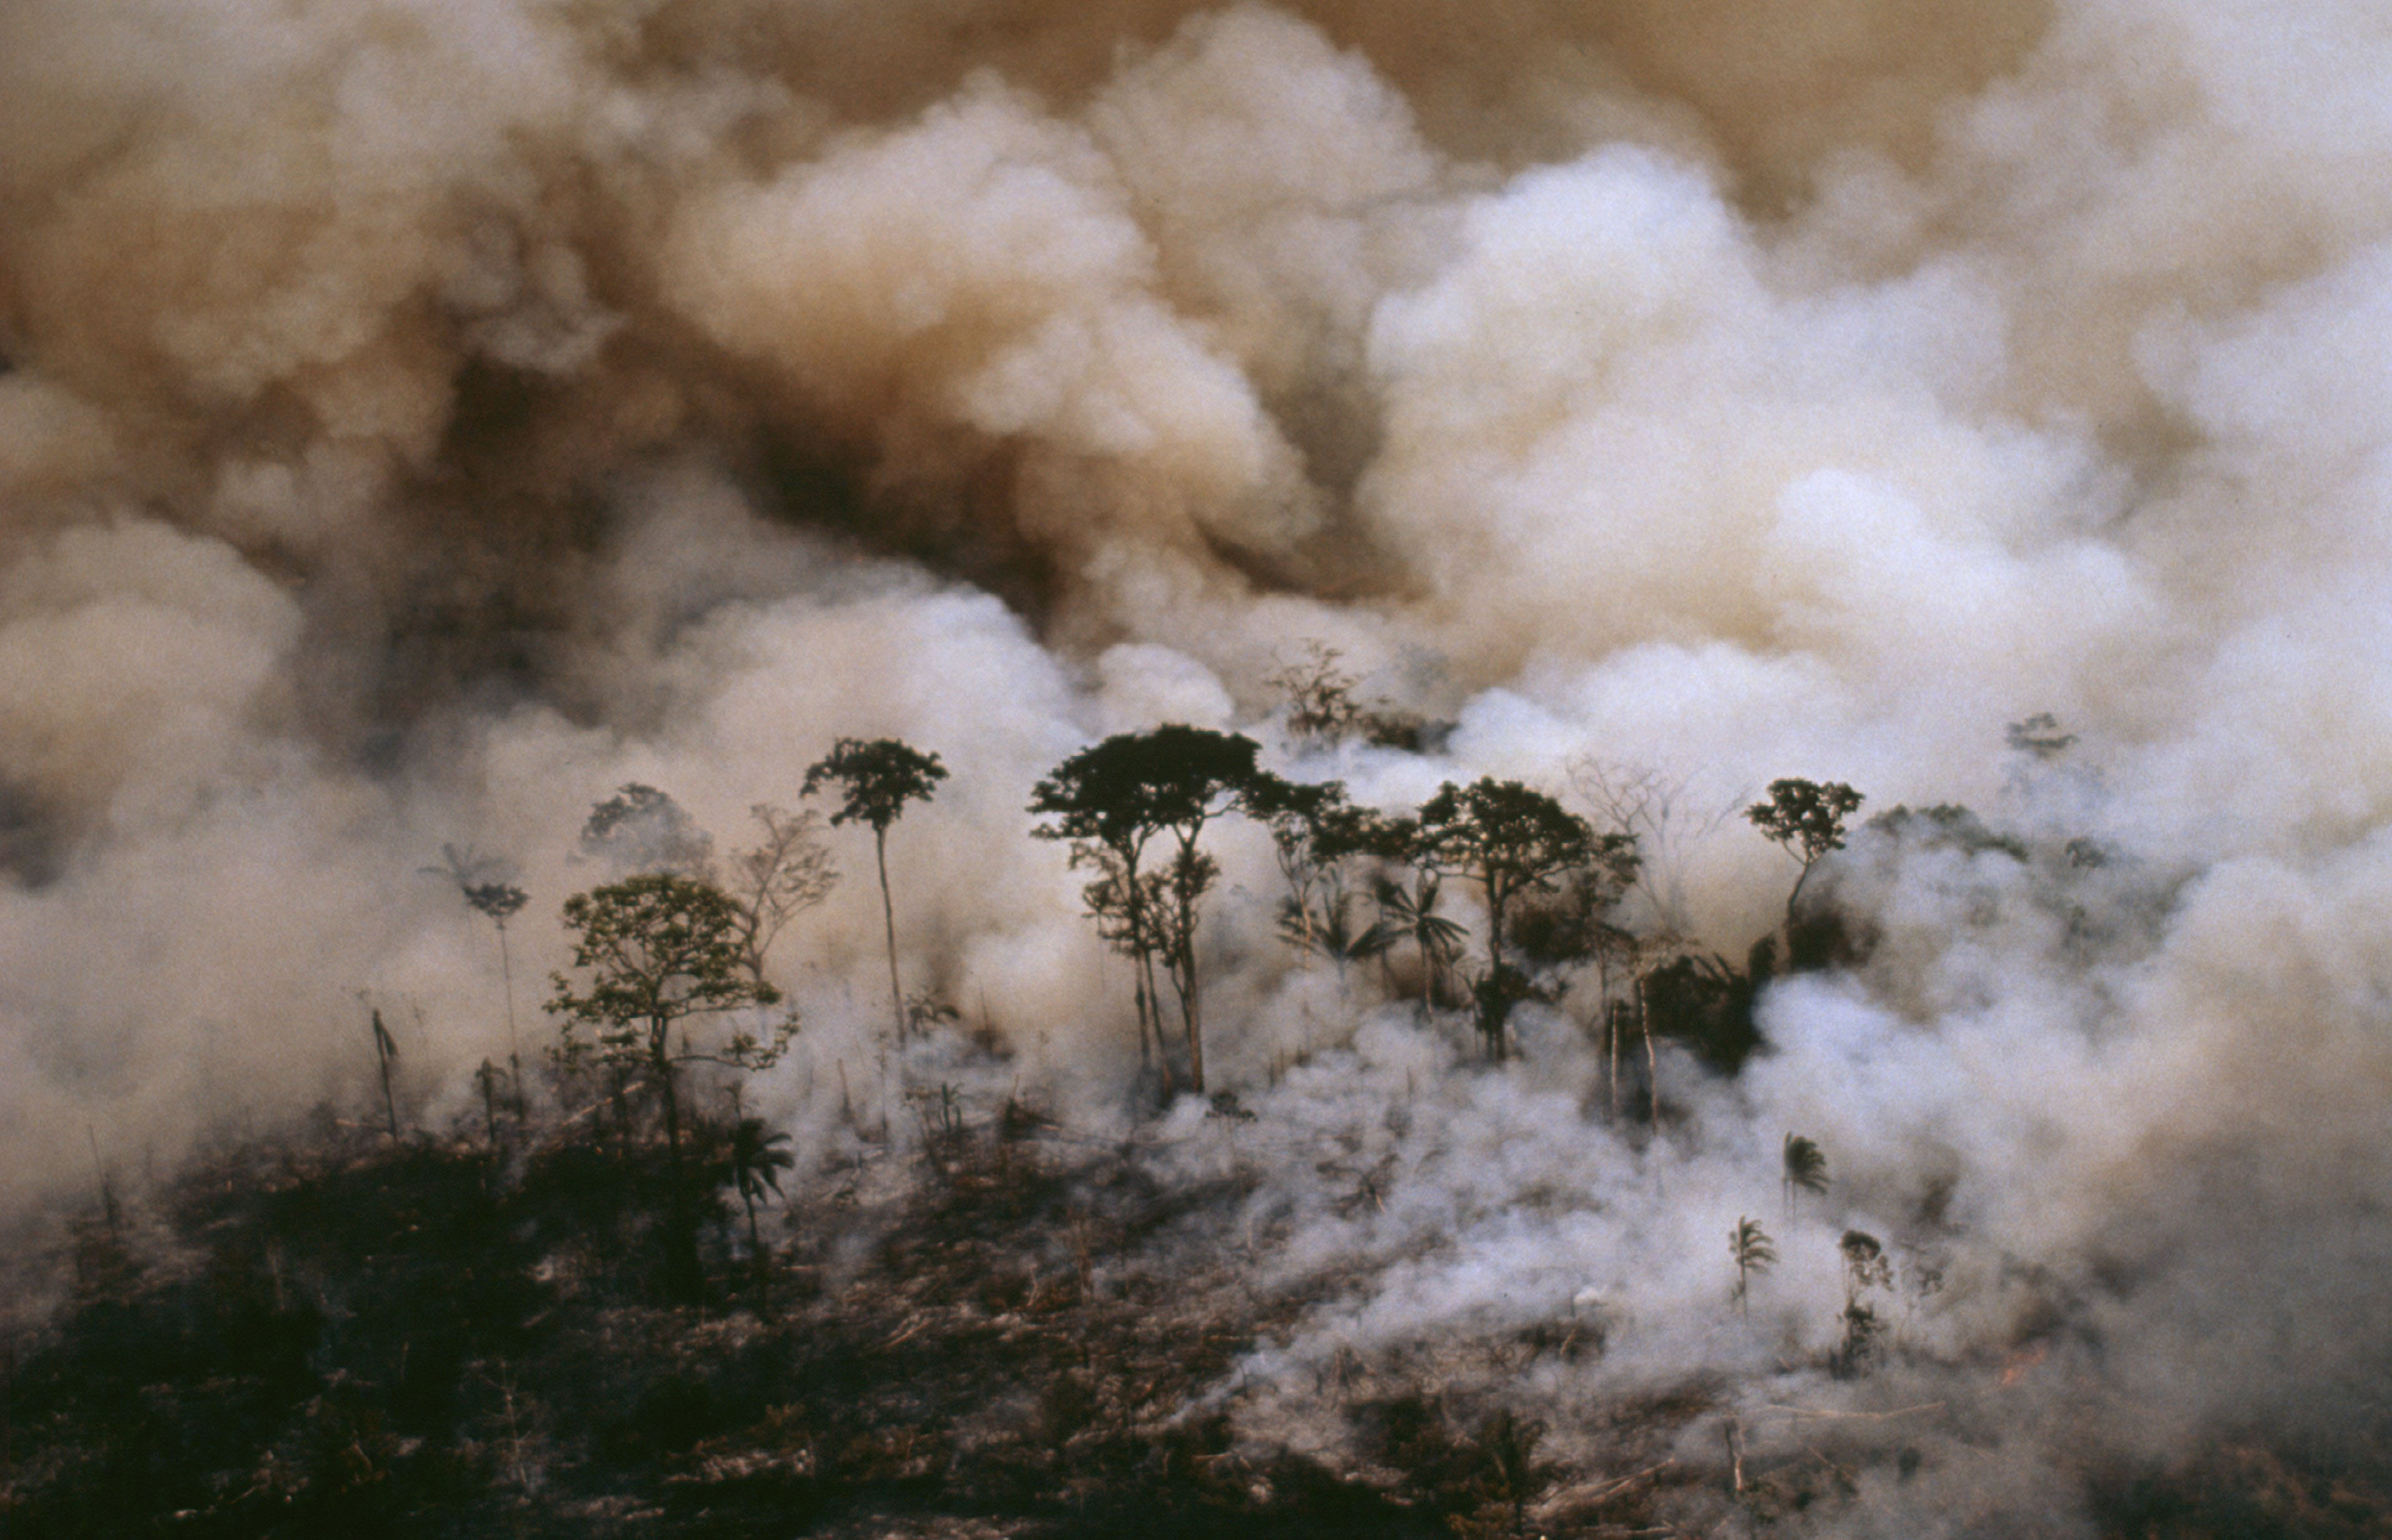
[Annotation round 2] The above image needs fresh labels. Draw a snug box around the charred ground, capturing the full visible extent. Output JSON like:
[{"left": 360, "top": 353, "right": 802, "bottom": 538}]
[{"left": 6, "top": 1096, "right": 2388, "bottom": 1539}]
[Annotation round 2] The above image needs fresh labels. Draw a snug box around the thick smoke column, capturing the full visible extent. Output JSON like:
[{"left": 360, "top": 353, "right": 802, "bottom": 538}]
[{"left": 4, "top": 0, "right": 2392, "bottom": 1526}]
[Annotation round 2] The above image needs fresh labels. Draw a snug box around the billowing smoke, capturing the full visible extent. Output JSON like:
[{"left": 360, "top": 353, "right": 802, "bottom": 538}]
[{"left": 5, "top": 0, "right": 2391, "bottom": 1526}]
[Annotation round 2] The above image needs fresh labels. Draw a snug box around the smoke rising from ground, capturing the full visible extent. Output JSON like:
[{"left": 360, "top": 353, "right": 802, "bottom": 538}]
[{"left": 4, "top": 0, "right": 2391, "bottom": 1526}]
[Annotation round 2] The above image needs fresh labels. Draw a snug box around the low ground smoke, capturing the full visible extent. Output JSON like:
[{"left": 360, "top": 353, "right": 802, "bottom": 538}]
[{"left": 4, "top": 0, "right": 2391, "bottom": 1528}]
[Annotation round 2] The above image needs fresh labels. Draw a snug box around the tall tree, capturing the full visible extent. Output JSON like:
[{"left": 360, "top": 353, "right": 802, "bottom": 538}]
[
  {"left": 428, "top": 843, "right": 532, "bottom": 1112},
  {"left": 1745, "top": 778, "right": 1863, "bottom": 929},
  {"left": 803, "top": 739, "right": 948, "bottom": 1044},
  {"left": 1030, "top": 725, "right": 1273, "bottom": 1096},
  {"left": 1413, "top": 778, "right": 1602, "bottom": 1061},
  {"left": 548, "top": 873, "right": 791, "bottom": 1298}
]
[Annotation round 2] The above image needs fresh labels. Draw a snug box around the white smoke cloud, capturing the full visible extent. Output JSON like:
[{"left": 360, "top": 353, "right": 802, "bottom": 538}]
[{"left": 2, "top": 0, "right": 2391, "bottom": 1524}]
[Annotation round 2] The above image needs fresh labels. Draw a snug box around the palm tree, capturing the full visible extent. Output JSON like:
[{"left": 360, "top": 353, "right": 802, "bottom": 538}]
[
  {"left": 1730, "top": 1215, "right": 1777, "bottom": 1318},
  {"left": 1782, "top": 1133, "right": 1829, "bottom": 1222},
  {"left": 1279, "top": 877, "right": 1382, "bottom": 984},
  {"left": 1363, "top": 873, "right": 1467, "bottom": 1019},
  {"left": 727, "top": 1117, "right": 795, "bottom": 1308}
]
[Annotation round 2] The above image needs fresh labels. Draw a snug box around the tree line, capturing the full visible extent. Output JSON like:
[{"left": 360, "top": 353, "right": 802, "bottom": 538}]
[{"left": 411, "top": 649, "right": 1876, "bottom": 1297}]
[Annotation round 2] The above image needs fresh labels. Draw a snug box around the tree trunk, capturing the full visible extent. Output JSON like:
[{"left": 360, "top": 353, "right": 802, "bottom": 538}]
[
  {"left": 1639, "top": 975, "right": 1659, "bottom": 1135},
  {"left": 1481, "top": 872, "right": 1510, "bottom": 1062},
  {"left": 876, "top": 829, "right": 906, "bottom": 1046},
  {"left": 496, "top": 921, "right": 526, "bottom": 1119},
  {"left": 744, "top": 1191, "right": 771, "bottom": 1317},
  {"left": 653, "top": 1027, "right": 700, "bottom": 1302},
  {"left": 1168, "top": 837, "right": 1206, "bottom": 1096}
]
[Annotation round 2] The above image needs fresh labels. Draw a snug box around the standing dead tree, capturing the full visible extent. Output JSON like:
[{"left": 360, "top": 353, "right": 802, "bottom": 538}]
[{"left": 724, "top": 803, "right": 838, "bottom": 982}]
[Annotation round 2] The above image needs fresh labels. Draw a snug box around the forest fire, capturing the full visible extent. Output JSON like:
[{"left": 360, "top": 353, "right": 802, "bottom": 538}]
[{"left": 3, "top": 1, "right": 2391, "bottom": 1533}]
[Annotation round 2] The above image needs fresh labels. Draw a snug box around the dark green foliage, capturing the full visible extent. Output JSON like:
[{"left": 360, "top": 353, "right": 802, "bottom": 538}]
[
  {"left": 1363, "top": 872, "right": 1468, "bottom": 1013},
  {"left": 1745, "top": 777, "right": 1865, "bottom": 866},
  {"left": 1746, "top": 777, "right": 1864, "bottom": 926},
  {"left": 1413, "top": 778, "right": 1612, "bottom": 1060},
  {"left": 7, "top": 1124, "right": 1474, "bottom": 1538},
  {"left": 801, "top": 737, "right": 948, "bottom": 838},
  {"left": 1866, "top": 802, "right": 2030, "bottom": 862},
  {"left": 549, "top": 873, "right": 787, "bottom": 1298},
  {"left": 1640, "top": 951, "right": 1763, "bottom": 1074},
  {"left": 1353, "top": 1396, "right": 1559, "bottom": 1536},
  {"left": 549, "top": 876, "right": 785, "bottom": 1076},
  {"left": 1029, "top": 725, "right": 1278, "bottom": 1095},
  {"left": 723, "top": 1116, "right": 793, "bottom": 1295}
]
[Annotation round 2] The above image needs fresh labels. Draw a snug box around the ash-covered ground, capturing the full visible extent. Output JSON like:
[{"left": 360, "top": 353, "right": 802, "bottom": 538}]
[{"left": 10, "top": 989, "right": 2391, "bottom": 1540}]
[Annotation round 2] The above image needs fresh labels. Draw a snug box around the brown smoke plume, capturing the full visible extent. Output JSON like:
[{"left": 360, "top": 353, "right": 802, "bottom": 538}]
[{"left": 4, "top": 1, "right": 2392, "bottom": 1526}]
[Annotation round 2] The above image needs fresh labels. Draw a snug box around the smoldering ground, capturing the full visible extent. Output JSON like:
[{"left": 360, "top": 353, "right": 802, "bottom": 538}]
[{"left": 4, "top": 0, "right": 2392, "bottom": 1531}]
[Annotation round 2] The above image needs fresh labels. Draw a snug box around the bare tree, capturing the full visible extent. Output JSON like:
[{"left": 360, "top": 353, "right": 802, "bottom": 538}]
[
  {"left": 1566, "top": 760, "right": 1739, "bottom": 944},
  {"left": 1267, "top": 639, "right": 1364, "bottom": 747},
  {"left": 724, "top": 803, "right": 838, "bottom": 981}
]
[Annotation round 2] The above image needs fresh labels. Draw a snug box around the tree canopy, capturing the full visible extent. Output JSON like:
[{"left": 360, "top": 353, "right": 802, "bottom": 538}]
[
  {"left": 1029, "top": 725, "right": 1277, "bottom": 1096},
  {"left": 1745, "top": 777, "right": 1863, "bottom": 924},
  {"left": 803, "top": 738, "right": 949, "bottom": 835},
  {"left": 1413, "top": 778, "right": 1608, "bottom": 1058}
]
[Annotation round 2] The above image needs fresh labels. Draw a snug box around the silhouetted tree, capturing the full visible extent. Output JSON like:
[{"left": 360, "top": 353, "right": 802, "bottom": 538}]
[
  {"left": 1745, "top": 778, "right": 1863, "bottom": 929},
  {"left": 1266, "top": 638, "right": 1444, "bottom": 751},
  {"left": 1267, "top": 640, "right": 1363, "bottom": 747},
  {"left": 1246, "top": 776, "right": 1388, "bottom": 984},
  {"left": 1730, "top": 1216, "right": 1776, "bottom": 1318},
  {"left": 803, "top": 738, "right": 948, "bottom": 1044},
  {"left": 2005, "top": 712, "right": 2078, "bottom": 760},
  {"left": 1835, "top": 1229, "right": 1893, "bottom": 1377},
  {"left": 725, "top": 1116, "right": 794, "bottom": 1310},
  {"left": 1030, "top": 725, "right": 1273, "bottom": 1095},
  {"left": 369, "top": 1008, "right": 401, "bottom": 1140},
  {"left": 1364, "top": 872, "right": 1467, "bottom": 1018},
  {"left": 428, "top": 844, "right": 532, "bottom": 1112},
  {"left": 474, "top": 1059, "right": 504, "bottom": 1146},
  {"left": 1783, "top": 1133, "right": 1829, "bottom": 1223},
  {"left": 549, "top": 874, "right": 790, "bottom": 1298},
  {"left": 1413, "top": 778, "right": 1602, "bottom": 1061}
]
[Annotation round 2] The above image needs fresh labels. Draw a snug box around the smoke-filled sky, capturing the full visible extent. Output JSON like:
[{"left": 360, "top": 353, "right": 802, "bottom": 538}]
[{"left": 6, "top": 0, "right": 2392, "bottom": 1522}]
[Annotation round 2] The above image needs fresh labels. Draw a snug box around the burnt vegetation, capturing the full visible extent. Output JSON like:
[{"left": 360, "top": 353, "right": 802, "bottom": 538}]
[{"left": 4, "top": 687, "right": 2384, "bottom": 1538}]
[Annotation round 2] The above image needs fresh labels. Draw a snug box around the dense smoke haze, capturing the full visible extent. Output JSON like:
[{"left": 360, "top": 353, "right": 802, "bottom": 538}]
[{"left": 5, "top": 0, "right": 2392, "bottom": 1529}]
